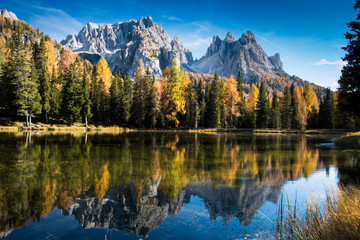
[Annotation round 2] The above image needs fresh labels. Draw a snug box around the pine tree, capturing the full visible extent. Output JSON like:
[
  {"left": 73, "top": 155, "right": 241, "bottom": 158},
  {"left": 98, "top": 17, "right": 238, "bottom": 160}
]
[
  {"left": 256, "top": 82, "right": 270, "bottom": 128},
  {"left": 49, "top": 66, "right": 61, "bottom": 119},
  {"left": 185, "top": 80, "right": 200, "bottom": 128},
  {"left": 236, "top": 71, "right": 246, "bottom": 127},
  {"left": 121, "top": 73, "right": 133, "bottom": 125},
  {"left": 197, "top": 79, "right": 206, "bottom": 128},
  {"left": 110, "top": 71, "right": 122, "bottom": 125},
  {"left": 281, "top": 86, "right": 292, "bottom": 129},
  {"left": 206, "top": 70, "right": 221, "bottom": 128},
  {"left": 319, "top": 88, "right": 336, "bottom": 129},
  {"left": 61, "top": 61, "right": 82, "bottom": 124},
  {"left": 150, "top": 80, "right": 162, "bottom": 128},
  {"left": 81, "top": 67, "right": 92, "bottom": 127},
  {"left": 131, "top": 59, "right": 147, "bottom": 127},
  {"left": 271, "top": 90, "right": 281, "bottom": 129},
  {"left": 34, "top": 40, "right": 51, "bottom": 123}
]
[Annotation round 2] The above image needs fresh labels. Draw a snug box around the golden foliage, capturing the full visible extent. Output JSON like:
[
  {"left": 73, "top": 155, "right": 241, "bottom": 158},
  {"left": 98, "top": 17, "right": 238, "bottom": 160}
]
[
  {"left": 94, "top": 163, "right": 110, "bottom": 200},
  {"left": 95, "top": 57, "right": 112, "bottom": 94},
  {"left": 44, "top": 40, "right": 58, "bottom": 79},
  {"left": 246, "top": 84, "right": 259, "bottom": 114},
  {"left": 58, "top": 47, "right": 75, "bottom": 75}
]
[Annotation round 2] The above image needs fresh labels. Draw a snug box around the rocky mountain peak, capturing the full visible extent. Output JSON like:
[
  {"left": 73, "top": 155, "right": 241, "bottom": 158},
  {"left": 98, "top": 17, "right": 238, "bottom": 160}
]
[
  {"left": 191, "top": 30, "right": 284, "bottom": 81},
  {"left": 61, "top": 16, "right": 193, "bottom": 78},
  {"left": 1, "top": 9, "right": 18, "bottom": 20},
  {"left": 225, "top": 32, "right": 235, "bottom": 42}
]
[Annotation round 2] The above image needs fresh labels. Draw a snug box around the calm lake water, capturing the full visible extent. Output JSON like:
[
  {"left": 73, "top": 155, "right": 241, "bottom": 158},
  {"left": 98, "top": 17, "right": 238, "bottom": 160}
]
[{"left": 0, "top": 132, "right": 359, "bottom": 239}]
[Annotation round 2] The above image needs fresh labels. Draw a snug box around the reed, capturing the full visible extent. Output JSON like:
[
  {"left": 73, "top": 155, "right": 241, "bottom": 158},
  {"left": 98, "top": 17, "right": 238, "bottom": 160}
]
[{"left": 277, "top": 185, "right": 360, "bottom": 240}]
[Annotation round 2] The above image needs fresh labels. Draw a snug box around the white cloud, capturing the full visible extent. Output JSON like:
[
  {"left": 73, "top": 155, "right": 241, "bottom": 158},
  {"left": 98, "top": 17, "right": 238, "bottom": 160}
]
[
  {"left": 162, "top": 15, "right": 183, "bottom": 22},
  {"left": 313, "top": 59, "right": 347, "bottom": 66}
]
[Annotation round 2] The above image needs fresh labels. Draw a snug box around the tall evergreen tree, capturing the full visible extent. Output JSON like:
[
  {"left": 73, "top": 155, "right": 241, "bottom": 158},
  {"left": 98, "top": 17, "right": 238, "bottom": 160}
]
[
  {"left": 281, "top": 86, "right": 292, "bottom": 129},
  {"left": 49, "top": 66, "right": 61, "bottom": 119},
  {"left": 197, "top": 79, "right": 206, "bottom": 128},
  {"left": 206, "top": 70, "right": 221, "bottom": 128},
  {"left": 110, "top": 71, "right": 123, "bottom": 125},
  {"left": 338, "top": 0, "right": 360, "bottom": 127},
  {"left": 61, "top": 61, "right": 82, "bottom": 124},
  {"left": 319, "top": 88, "right": 336, "bottom": 129},
  {"left": 271, "top": 90, "right": 281, "bottom": 129},
  {"left": 121, "top": 73, "right": 133, "bottom": 125},
  {"left": 256, "top": 82, "right": 270, "bottom": 128},
  {"left": 236, "top": 71, "right": 246, "bottom": 127},
  {"left": 81, "top": 67, "right": 92, "bottom": 127}
]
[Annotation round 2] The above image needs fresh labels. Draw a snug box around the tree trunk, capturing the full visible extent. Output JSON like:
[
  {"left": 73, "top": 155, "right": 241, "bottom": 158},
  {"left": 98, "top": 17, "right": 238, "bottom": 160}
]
[{"left": 25, "top": 114, "right": 29, "bottom": 128}]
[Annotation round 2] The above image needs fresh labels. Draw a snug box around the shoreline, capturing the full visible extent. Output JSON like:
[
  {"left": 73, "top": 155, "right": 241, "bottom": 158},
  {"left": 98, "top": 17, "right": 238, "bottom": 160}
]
[{"left": 0, "top": 124, "right": 351, "bottom": 135}]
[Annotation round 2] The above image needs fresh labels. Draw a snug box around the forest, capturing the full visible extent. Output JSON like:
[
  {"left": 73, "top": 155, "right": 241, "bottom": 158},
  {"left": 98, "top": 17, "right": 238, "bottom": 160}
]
[{"left": 0, "top": 14, "right": 357, "bottom": 130}]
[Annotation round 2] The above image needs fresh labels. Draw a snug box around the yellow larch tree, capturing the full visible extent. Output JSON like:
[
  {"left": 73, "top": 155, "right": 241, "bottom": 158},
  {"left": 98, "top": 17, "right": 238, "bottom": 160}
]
[
  {"left": 293, "top": 86, "right": 308, "bottom": 129},
  {"left": 224, "top": 75, "right": 240, "bottom": 127},
  {"left": 95, "top": 56, "right": 112, "bottom": 94},
  {"left": 44, "top": 40, "right": 58, "bottom": 80}
]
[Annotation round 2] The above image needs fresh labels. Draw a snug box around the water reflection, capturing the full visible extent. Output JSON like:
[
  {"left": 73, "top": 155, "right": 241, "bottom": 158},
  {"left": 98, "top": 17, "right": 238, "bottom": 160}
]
[{"left": 0, "top": 132, "right": 358, "bottom": 238}]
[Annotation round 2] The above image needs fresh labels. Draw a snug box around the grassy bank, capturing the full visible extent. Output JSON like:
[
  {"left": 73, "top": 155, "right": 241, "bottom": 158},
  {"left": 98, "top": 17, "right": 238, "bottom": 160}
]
[
  {"left": 277, "top": 185, "right": 360, "bottom": 240},
  {"left": 335, "top": 131, "right": 360, "bottom": 149},
  {"left": 0, "top": 121, "right": 351, "bottom": 135}
]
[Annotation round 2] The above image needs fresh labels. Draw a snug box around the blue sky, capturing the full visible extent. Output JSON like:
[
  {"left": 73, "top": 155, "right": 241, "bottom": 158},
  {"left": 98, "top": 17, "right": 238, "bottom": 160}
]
[{"left": 1, "top": 0, "right": 355, "bottom": 89}]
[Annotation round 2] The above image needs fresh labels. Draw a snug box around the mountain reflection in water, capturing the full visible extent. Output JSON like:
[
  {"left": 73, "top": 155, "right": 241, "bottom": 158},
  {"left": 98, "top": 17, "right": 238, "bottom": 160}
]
[{"left": 0, "top": 132, "right": 358, "bottom": 239}]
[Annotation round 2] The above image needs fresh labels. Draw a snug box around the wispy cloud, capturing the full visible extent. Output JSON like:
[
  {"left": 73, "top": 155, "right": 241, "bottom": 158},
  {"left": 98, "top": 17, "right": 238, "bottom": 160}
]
[
  {"left": 256, "top": 35, "right": 287, "bottom": 52},
  {"left": 313, "top": 59, "right": 347, "bottom": 66},
  {"left": 162, "top": 15, "right": 183, "bottom": 22},
  {"left": 29, "top": 5, "right": 83, "bottom": 41}
]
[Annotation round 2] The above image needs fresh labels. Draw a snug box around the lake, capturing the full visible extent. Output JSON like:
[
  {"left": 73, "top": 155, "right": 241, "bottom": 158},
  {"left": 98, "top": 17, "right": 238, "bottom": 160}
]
[{"left": 0, "top": 132, "right": 358, "bottom": 239}]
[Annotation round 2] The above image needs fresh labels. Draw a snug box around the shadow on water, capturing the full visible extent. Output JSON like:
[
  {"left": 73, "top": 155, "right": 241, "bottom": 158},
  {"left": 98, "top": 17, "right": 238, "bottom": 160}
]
[{"left": 0, "top": 132, "right": 358, "bottom": 238}]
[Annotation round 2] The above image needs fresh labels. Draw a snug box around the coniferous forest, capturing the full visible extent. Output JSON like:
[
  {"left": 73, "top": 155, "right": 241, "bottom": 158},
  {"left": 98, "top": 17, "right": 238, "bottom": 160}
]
[{"left": 0, "top": 13, "right": 357, "bottom": 130}]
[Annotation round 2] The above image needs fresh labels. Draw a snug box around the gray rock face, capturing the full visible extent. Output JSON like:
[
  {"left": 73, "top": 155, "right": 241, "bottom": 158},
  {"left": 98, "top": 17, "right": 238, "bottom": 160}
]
[
  {"left": 1, "top": 9, "right": 18, "bottom": 20},
  {"left": 191, "top": 31, "right": 284, "bottom": 82},
  {"left": 61, "top": 17, "right": 193, "bottom": 78}
]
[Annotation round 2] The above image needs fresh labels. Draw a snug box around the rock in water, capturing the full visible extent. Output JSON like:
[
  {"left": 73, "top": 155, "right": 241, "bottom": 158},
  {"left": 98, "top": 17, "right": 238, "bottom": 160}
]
[{"left": 61, "top": 16, "right": 193, "bottom": 78}]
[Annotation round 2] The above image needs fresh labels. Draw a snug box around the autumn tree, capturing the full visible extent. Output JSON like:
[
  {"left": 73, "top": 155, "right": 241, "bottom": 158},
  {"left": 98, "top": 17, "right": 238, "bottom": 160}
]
[
  {"left": 95, "top": 56, "right": 112, "bottom": 94},
  {"left": 150, "top": 80, "right": 162, "bottom": 128},
  {"left": 292, "top": 86, "right": 308, "bottom": 129},
  {"left": 224, "top": 75, "right": 240, "bottom": 128},
  {"left": 304, "top": 82, "right": 319, "bottom": 128},
  {"left": 246, "top": 84, "right": 259, "bottom": 128},
  {"left": 166, "top": 61, "right": 189, "bottom": 127}
]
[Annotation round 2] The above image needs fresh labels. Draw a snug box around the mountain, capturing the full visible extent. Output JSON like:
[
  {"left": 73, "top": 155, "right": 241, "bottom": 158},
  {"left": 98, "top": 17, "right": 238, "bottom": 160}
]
[
  {"left": 191, "top": 31, "right": 284, "bottom": 81},
  {"left": 0, "top": 9, "right": 18, "bottom": 21},
  {"left": 61, "top": 16, "right": 193, "bottom": 78}
]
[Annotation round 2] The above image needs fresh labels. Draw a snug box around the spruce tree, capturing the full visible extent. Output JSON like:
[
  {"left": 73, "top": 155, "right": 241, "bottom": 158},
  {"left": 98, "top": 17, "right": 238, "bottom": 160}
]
[
  {"left": 256, "top": 82, "right": 270, "bottom": 128},
  {"left": 281, "top": 86, "right": 292, "bottom": 129},
  {"left": 197, "top": 80, "right": 206, "bottom": 128},
  {"left": 206, "top": 70, "right": 221, "bottom": 128},
  {"left": 271, "top": 90, "right": 281, "bottom": 129},
  {"left": 81, "top": 67, "right": 92, "bottom": 127},
  {"left": 338, "top": 0, "right": 360, "bottom": 126},
  {"left": 121, "top": 73, "right": 133, "bottom": 125},
  {"left": 236, "top": 71, "right": 246, "bottom": 127},
  {"left": 110, "top": 71, "right": 122, "bottom": 125},
  {"left": 319, "top": 88, "right": 336, "bottom": 129}
]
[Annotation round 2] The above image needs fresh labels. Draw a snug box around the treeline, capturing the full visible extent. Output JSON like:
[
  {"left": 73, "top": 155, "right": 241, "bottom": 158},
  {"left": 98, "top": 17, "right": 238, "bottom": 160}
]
[{"left": 0, "top": 25, "right": 339, "bottom": 129}]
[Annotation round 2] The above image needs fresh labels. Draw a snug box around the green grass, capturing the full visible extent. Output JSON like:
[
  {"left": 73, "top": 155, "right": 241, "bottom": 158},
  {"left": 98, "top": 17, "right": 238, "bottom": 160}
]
[
  {"left": 335, "top": 131, "right": 360, "bottom": 149},
  {"left": 277, "top": 185, "right": 360, "bottom": 240}
]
